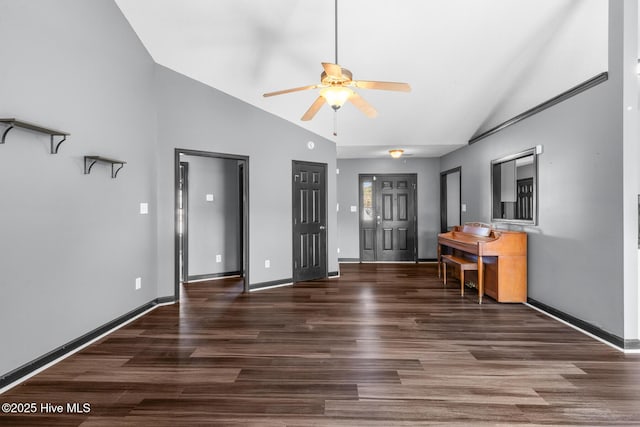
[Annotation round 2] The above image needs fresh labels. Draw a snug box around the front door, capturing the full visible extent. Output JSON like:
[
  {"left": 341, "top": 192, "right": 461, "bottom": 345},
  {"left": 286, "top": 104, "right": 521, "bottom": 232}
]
[
  {"left": 292, "top": 161, "right": 327, "bottom": 282},
  {"left": 359, "top": 174, "right": 417, "bottom": 261}
]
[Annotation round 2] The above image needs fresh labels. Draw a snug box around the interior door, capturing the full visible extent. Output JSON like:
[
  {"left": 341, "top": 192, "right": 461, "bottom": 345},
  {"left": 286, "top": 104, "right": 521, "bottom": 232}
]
[
  {"left": 359, "top": 174, "right": 417, "bottom": 262},
  {"left": 292, "top": 161, "right": 327, "bottom": 282}
]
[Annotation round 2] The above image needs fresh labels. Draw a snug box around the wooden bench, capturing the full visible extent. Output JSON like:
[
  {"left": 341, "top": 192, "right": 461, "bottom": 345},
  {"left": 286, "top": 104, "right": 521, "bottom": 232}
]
[{"left": 441, "top": 254, "right": 477, "bottom": 297}]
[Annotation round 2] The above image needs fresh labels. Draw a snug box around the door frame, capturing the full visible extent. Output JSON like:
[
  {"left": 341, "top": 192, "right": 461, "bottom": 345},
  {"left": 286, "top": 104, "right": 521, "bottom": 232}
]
[
  {"left": 174, "top": 148, "right": 250, "bottom": 299},
  {"left": 440, "top": 166, "right": 462, "bottom": 232},
  {"left": 358, "top": 173, "right": 418, "bottom": 262},
  {"left": 178, "top": 161, "right": 189, "bottom": 282},
  {"left": 292, "top": 160, "right": 328, "bottom": 282}
]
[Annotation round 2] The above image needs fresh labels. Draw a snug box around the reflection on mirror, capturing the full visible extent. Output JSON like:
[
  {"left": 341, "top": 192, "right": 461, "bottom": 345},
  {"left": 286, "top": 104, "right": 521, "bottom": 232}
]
[{"left": 491, "top": 148, "right": 537, "bottom": 225}]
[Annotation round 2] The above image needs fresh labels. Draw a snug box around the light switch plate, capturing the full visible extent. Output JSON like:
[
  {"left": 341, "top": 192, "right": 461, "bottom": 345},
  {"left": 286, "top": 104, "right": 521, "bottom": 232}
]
[
  {"left": 461, "top": 204, "right": 467, "bottom": 212},
  {"left": 206, "top": 194, "right": 214, "bottom": 202},
  {"left": 139, "top": 203, "right": 148, "bottom": 215},
  {"left": 350, "top": 206, "right": 357, "bottom": 212}
]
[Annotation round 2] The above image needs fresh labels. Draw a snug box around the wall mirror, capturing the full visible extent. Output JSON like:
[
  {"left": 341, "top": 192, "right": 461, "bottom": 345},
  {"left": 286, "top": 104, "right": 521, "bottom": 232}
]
[{"left": 491, "top": 148, "right": 537, "bottom": 225}]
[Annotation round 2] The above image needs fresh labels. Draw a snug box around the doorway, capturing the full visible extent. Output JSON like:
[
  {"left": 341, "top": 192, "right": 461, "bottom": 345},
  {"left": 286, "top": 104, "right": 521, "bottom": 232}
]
[
  {"left": 292, "top": 160, "right": 328, "bottom": 282},
  {"left": 359, "top": 174, "right": 417, "bottom": 262},
  {"left": 174, "top": 149, "right": 249, "bottom": 298},
  {"left": 440, "top": 167, "right": 461, "bottom": 232}
]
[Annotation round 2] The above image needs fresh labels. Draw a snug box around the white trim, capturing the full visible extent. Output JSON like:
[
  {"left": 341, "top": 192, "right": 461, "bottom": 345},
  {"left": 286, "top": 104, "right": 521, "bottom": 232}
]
[
  {"left": 358, "top": 261, "right": 417, "bottom": 264},
  {"left": 184, "top": 274, "right": 241, "bottom": 283},
  {"left": 524, "top": 303, "right": 640, "bottom": 354},
  {"left": 249, "top": 282, "right": 293, "bottom": 292},
  {"left": 0, "top": 300, "right": 175, "bottom": 395}
]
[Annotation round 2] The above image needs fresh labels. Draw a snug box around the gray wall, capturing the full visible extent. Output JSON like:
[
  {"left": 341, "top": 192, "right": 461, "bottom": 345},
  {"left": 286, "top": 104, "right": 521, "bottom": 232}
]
[
  {"left": 183, "top": 155, "right": 240, "bottom": 277},
  {"left": 441, "top": 80, "right": 623, "bottom": 336},
  {"left": 154, "top": 65, "right": 338, "bottom": 291},
  {"left": 0, "top": 0, "right": 339, "bottom": 380},
  {"left": 0, "top": 0, "right": 158, "bottom": 375},
  {"left": 439, "top": 0, "right": 640, "bottom": 341},
  {"left": 336, "top": 158, "right": 441, "bottom": 260}
]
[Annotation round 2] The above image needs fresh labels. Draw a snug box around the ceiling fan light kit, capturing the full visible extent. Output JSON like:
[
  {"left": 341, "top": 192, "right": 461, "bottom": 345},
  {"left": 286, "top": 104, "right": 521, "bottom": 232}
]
[
  {"left": 389, "top": 149, "right": 404, "bottom": 159},
  {"left": 320, "top": 86, "right": 353, "bottom": 110}
]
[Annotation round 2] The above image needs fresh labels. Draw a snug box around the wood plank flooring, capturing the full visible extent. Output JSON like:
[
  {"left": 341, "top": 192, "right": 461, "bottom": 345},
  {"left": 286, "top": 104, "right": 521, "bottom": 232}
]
[{"left": 2, "top": 263, "right": 640, "bottom": 426}]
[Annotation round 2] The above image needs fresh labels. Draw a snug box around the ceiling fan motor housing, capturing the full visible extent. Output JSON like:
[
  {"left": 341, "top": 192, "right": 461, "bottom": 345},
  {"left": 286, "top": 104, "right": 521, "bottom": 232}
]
[{"left": 321, "top": 68, "right": 353, "bottom": 85}]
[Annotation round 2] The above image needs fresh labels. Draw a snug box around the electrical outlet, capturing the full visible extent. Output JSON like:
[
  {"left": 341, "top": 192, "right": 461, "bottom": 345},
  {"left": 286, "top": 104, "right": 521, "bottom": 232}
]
[
  {"left": 135, "top": 277, "right": 142, "bottom": 290},
  {"left": 265, "top": 260, "right": 270, "bottom": 268},
  {"left": 216, "top": 254, "right": 222, "bottom": 263}
]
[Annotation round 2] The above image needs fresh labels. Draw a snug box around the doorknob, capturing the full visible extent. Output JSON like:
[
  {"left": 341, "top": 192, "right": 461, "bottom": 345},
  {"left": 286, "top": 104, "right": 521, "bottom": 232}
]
[
  {"left": 376, "top": 215, "right": 381, "bottom": 225},
  {"left": 320, "top": 225, "right": 326, "bottom": 230}
]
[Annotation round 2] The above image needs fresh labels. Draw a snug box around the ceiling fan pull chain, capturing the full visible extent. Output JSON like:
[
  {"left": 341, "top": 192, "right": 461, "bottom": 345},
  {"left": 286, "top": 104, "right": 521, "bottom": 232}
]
[{"left": 333, "top": 110, "right": 338, "bottom": 136}]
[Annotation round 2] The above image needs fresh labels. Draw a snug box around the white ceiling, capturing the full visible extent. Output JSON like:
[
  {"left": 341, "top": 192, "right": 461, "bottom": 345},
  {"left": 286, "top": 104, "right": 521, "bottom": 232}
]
[{"left": 114, "top": 0, "right": 607, "bottom": 158}]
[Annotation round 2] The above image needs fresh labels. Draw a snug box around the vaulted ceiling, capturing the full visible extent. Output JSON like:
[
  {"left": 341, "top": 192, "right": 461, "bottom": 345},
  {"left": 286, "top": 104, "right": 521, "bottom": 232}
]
[{"left": 115, "top": 0, "right": 607, "bottom": 158}]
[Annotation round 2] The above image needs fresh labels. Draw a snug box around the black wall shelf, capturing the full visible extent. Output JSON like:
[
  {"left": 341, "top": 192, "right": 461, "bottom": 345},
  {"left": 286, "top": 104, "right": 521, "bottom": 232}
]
[
  {"left": 0, "top": 118, "right": 70, "bottom": 154},
  {"left": 84, "top": 156, "right": 126, "bottom": 178}
]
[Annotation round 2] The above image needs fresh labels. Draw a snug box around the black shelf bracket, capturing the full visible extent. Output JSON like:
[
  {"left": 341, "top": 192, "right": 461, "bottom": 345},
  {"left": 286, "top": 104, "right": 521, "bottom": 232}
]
[
  {"left": 0, "top": 118, "right": 70, "bottom": 154},
  {"left": 84, "top": 156, "right": 127, "bottom": 179}
]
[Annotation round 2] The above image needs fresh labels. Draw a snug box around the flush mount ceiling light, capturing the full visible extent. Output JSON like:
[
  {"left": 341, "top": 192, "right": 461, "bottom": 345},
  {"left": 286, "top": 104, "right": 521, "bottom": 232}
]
[
  {"left": 263, "top": 0, "right": 410, "bottom": 125},
  {"left": 389, "top": 149, "right": 404, "bottom": 158}
]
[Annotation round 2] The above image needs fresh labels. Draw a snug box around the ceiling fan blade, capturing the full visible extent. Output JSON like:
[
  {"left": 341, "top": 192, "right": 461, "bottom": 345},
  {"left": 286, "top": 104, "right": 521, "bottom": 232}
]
[
  {"left": 301, "top": 96, "right": 326, "bottom": 121},
  {"left": 349, "top": 92, "right": 378, "bottom": 118},
  {"left": 354, "top": 80, "right": 411, "bottom": 92},
  {"left": 263, "top": 84, "right": 317, "bottom": 97},
  {"left": 322, "top": 62, "right": 343, "bottom": 79}
]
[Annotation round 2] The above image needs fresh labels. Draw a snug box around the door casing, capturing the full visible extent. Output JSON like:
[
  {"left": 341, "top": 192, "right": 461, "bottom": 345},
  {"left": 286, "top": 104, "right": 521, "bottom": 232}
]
[
  {"left": 178, "top": 161, "right": 189, "bottom": 282},
  {"left": 440, "top": 167, "right": 462, "bottom": 232},
  {"left": 174, "top": 149, "right": 250, "bottom": 298}
]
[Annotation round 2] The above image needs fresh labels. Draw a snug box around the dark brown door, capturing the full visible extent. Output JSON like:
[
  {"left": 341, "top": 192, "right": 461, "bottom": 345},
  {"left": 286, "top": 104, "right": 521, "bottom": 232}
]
[
  {"left": 292, "top": 161, "right": 327, "bottom": 282},
  {"left": 359, "top": 174, "right": 417, "bottom": 262},
  {"left": 516, "top": 178, "right": 533, "bottom": 220}
]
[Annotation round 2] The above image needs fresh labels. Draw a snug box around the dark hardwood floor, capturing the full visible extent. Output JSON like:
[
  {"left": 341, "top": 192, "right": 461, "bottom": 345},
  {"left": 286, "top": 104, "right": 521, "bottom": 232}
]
[{"left": 3, "top": 263, "right": 640, "bottom": 426}]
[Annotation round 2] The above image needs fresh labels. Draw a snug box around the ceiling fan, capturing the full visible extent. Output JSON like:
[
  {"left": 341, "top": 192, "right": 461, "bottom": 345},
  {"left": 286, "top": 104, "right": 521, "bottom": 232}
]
[{"left": 262, "top": 0, "right": 411, "bottom": 123}]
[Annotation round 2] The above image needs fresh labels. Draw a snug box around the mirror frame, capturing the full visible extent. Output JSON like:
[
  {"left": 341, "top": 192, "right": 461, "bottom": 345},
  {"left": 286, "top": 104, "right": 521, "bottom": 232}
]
[{"left": 490, "top": 147, "right": 538, "bottom": 225}]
